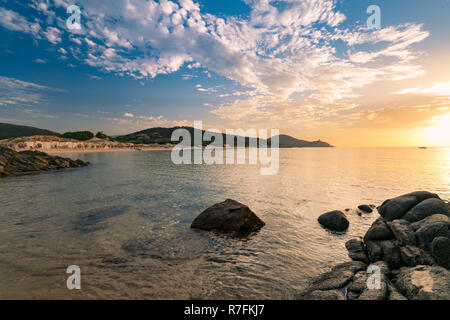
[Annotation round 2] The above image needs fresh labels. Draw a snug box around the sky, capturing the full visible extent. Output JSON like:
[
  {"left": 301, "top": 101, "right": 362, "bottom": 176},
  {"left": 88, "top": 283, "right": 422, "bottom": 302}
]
[{"left": 0, "top": 0, "right": 449, "bottom": 146}]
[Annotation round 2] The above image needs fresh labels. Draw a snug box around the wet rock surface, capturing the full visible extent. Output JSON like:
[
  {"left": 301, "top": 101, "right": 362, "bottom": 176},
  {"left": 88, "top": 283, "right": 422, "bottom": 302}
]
[
  {"left": 191, "top": 199, "right": 265, "bottom": 236},
  {"left": 0, "top": 146, "right": 88, "bottom": 177}
]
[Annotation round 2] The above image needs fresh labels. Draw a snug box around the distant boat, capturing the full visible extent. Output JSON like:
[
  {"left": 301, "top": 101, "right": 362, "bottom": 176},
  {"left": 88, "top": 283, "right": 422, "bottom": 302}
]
[{"left": 418, "top": 147, "right": 427, "bottom": 149}]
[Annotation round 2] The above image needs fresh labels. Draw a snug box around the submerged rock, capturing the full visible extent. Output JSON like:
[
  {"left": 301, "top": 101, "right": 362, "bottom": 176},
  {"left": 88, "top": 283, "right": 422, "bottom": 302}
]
[
  {"left": 0, "top": 146, "right": 88, "bottom": 177},
  {"left": 318, "top": 210, "right": 349, "bottom": 232},
  {"left": 191, "top": 199, "right": 265, "bottom": 236}
]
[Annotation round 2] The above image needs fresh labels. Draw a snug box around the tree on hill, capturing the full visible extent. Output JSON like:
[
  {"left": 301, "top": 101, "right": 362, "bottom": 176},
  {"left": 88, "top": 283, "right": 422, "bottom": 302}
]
[
  {"left": 95, "top": 131, "right": 109, "bottom": 139},
  {"left": 61, "top": 131, "right": 94, "bottom": 141}
]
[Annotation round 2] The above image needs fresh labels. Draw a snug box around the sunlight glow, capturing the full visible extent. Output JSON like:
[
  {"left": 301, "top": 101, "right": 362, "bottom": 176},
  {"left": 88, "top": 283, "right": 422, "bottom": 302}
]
[{"left": 426, "top": 114, "right": 450, "bottom": 146}]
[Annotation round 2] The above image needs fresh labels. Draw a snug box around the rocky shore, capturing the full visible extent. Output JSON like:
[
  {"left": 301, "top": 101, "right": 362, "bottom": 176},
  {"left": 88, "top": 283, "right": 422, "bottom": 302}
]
[
  {"left": 300, "top": 191, "right": 450, "bottom": 300},
  {"left": 0, "top": 146, "right": 88, "bottom": 177}
]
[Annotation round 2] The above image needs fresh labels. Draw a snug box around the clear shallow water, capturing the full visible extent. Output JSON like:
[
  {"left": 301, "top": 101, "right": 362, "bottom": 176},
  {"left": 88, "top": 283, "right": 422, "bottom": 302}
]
[{"left": 0, "top": 147, "right": 449, "bottom": 299}]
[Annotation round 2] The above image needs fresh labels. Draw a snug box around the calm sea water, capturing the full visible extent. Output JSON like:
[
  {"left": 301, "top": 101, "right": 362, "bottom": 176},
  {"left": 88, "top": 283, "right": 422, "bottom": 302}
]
[{"left": 0, "top": 147, "right": 449, "bottom": 299}]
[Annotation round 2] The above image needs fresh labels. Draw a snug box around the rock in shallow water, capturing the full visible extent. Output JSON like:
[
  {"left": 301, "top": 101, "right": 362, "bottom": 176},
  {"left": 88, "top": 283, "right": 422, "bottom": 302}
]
[
  {"left": 191, "top": 199, "right": 265, "bottom": 236},
  {"left": 318, "top": 210, "right": 349, "bottom": 232},
  {"left": 358, "top": 204, "right": 373, "bottom": 213}
]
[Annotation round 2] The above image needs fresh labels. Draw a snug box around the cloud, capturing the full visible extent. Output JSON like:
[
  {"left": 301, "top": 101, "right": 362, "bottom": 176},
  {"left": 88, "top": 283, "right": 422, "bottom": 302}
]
[
  {"left": 44, "top": 26, "right": 62, "bottom": 44},
  {"left": 123, "top": 112, "right": 134, "bottom": 118},
  {"left": 0, "top": 1, "right": 433, "bottom": 126},
  {"left": 88, "top": 74, "right": 102, "bottom": 80},
  {"left": 0, "top": 7, "right": 41, "bottom": 35},
  {"left": 0, "top": 76, "right": 62, "bottom": 113},
  {"left": 394, "top": 82, "right": 450, "bottom": 96},
  {"left": 33, "top": 58, "right": 48, "bottom": 64}
]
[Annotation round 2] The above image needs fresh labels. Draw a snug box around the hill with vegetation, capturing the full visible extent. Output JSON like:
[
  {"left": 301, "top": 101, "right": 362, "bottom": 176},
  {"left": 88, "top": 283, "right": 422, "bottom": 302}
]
[
  {"left": 0, "top": 123, "right": 60, "bottom": 140},
  {"left": 268, "top": 134, "right": 333, "bottom": 148},
  {"left": 115, "top": 127, "right": 263, "bottom": 146},
  {"left": 116, "top": 127, "right": 332, "bottom": 148}
]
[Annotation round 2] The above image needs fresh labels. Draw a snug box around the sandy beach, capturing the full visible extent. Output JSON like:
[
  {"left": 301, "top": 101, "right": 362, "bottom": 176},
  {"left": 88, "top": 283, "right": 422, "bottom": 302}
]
[{"left": 44, "top": 146, "right": 174, "bottom": 154}]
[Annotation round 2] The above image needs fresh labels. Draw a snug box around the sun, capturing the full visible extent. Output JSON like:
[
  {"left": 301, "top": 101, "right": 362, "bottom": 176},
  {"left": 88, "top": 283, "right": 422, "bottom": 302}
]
[{"left": 425, "top": 113, "right": 450, "bottom": 146}]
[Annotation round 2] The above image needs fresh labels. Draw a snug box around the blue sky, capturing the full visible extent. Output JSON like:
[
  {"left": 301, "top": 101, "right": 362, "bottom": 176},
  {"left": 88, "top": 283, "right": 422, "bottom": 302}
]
[{"left": 0, "top": 0, "right": 449, "bottom": 145}]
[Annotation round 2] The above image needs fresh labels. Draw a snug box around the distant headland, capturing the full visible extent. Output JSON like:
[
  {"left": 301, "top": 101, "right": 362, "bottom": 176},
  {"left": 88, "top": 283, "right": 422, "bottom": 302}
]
[{"left": 0, "top": 122, "right": 333, "bottom": 152}]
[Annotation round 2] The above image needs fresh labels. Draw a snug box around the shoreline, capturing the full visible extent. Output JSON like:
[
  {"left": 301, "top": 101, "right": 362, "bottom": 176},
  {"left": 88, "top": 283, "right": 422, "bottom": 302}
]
[{"left": 44, "top": 146, "right": 173, "bottom": 154}]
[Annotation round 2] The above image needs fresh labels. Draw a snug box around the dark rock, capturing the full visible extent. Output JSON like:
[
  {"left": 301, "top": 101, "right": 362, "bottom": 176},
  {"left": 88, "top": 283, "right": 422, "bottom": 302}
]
[
  {"left": 379, "top": 240, "right": 402, "bottom": 269},
  {"left": 0, "top": 146, "right": 88, "bottom": 177},
  {"left": 372, "top": 260, "right": 391, "bottom": 276},
  {"left": 387, "top": 219, "right": 416, "bottom": 246},
  {"left": 378, "top": 191, "right": 440, "bottom": 221},
  {"left": 191, "top": 199, "right": 265, "bottom": 236},
  {"left": 407, "top": 198, "right": 449, "bottom": 221},
  {"left": 318, "top": 210, "right": 349, "bottom": 232},
  {"left": 403, "top": 198, "right": 450, "bottom": 222},
  {"left": 365, "top": 240, "right": 383, "bottom": 262},
  {"left": 358, "top": 204, "right": 373, "bottom": 213},
  {"left": 345, "top": 238, "right": 369, "bottom": 264},
  {"left": 356, "top": 279, "right": 388, "bottom": 300},
  {"left": 354, "top": 261, "right": 390, "bottom": 300},
  {"left": 431, "top": 237, "right": 450, "bottom": 269},
  {"left": 299, "top": 289, "right": 345, "bottom": 300},
  {"left": 387, "top": 281, "right": 408, "bottom": 300},
  {"left": 364, "top": 218, "right": 393, "bottom": 241},
  {"left": 308, "top": 261, "right": 366, "bottom": 291},
  {"left": 348, "top": 271, "right": 369, "bottom": 296},
  {"left": 399, "top": 245, "right": 424, "bottom": 267},
  {"left": 298, "top": 261, "right": 366, "bottom": 299},
  {"left": 413, "top": 214, "right": 450, "bottom": 251},
  {"left": 75, "top": 205, "right": 130, "bottom": 233},
  {"left": 393, "top": 265, "right": 450, "bottom": 300}
]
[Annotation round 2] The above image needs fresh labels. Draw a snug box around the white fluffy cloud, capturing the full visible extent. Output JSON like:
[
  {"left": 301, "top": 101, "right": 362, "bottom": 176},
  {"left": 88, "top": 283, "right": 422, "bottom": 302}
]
[{"left": 0, "top": 7, "right": 41, "bottom": 35}]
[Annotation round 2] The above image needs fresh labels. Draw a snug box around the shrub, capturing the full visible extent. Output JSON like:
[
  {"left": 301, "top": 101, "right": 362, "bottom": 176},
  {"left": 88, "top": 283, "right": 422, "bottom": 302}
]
[{"left": 61, "top": 131, "right": 94, "bottom": 141}]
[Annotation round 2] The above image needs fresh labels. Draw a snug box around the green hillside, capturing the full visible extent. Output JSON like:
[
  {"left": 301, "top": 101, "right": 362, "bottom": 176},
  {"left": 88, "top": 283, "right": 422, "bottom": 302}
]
[{"left": 0, "top": 123, "right": 60, "bottom": 140}]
